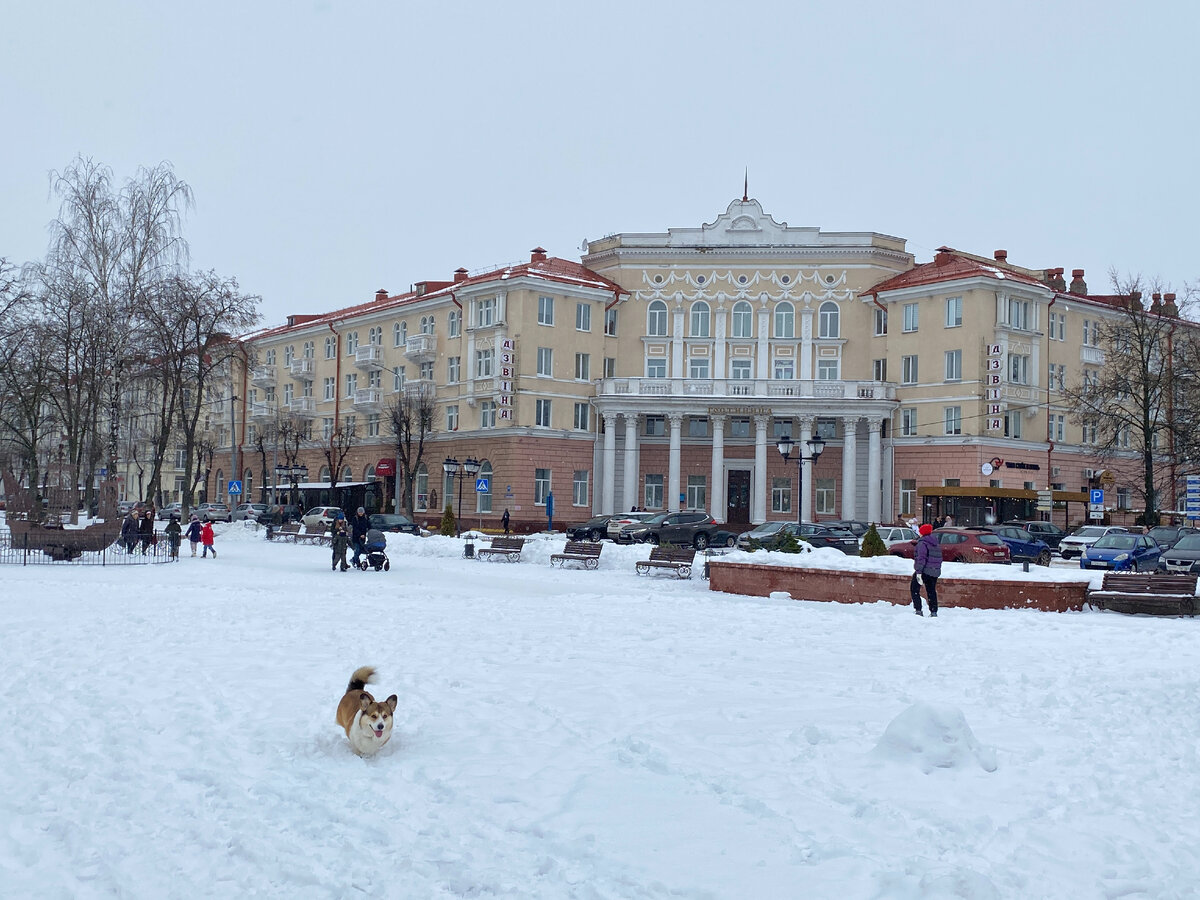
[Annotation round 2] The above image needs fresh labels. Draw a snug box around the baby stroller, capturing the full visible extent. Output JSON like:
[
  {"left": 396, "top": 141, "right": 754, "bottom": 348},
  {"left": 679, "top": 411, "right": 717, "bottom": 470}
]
[{"left": 358, "top": 528, "right": 390, "bottom": 571}]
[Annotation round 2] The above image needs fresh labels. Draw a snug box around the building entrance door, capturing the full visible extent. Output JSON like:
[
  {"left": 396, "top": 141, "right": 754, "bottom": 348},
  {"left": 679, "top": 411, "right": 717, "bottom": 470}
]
[{"left": 726, "top": 470, "right": 751, "bottom": 525}]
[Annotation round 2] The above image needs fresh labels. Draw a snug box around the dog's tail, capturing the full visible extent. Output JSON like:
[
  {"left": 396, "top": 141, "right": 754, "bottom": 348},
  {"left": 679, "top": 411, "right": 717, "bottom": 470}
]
[{"left": 347, "top": 666, "right": 376, "bottom": 693}]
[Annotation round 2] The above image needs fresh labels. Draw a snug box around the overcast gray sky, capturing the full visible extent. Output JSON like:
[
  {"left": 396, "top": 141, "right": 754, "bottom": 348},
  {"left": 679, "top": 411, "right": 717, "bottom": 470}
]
[{"left": 3, "top": 0, "right": 1197, "bottom": 326}]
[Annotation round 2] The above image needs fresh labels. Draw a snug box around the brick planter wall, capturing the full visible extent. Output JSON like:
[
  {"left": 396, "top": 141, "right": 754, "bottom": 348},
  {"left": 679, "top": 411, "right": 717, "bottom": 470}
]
[{"left": 708, "top": 562, "right": 1088, "bottom": 613}]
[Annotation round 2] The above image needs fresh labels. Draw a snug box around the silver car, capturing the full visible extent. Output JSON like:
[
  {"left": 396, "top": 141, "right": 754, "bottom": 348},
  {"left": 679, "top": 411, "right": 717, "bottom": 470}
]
[
  {"left": 1058, "top": 525, "right": 1128, "bottom": 560},
  {"left": 232, "top": 502, "right": 269, "bottom": 522}
]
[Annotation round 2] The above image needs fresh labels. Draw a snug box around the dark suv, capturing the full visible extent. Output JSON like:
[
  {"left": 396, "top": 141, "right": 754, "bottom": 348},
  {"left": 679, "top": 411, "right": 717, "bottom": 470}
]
[
  {"left": 1003, "top": 520, "right": 1067, "bottom": 551},
  {"left": 626, "top": 511, "right": 720, "bottom": 549},
  {"left": 748, "top": 522, "right": 860, "bottom": 555},
  {"left": 981, "top": 525, "right": 1052, "bottom": 566}
]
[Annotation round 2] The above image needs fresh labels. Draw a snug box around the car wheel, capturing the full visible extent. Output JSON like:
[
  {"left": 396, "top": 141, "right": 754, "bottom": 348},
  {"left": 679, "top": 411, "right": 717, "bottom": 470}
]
[
  {"left": 1036, "top": 550, "right": 1051, "bottom": 567},
  {"left": 694, "top": 533, "right": 709, "bottom": 550},
  {"left": 649, "top": 534, "right": 660, "bottom": 545},
  {"left": 723, "top": 534, "right": 736, "bottom": 548},
  {"left": 589, "top": 528, "right": 603, "bottom": 542}
]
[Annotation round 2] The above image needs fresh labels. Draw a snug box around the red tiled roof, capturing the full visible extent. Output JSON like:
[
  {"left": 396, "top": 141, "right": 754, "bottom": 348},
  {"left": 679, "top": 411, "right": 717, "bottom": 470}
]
[{"left": 861, "top": 250, "right": 1049, "bottom": 297}]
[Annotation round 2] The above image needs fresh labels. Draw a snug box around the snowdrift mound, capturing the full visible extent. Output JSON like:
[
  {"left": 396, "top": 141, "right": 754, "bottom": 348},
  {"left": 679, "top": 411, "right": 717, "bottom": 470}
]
[{"left": 871, "top": 702, "right": 998, "bottom": 774}]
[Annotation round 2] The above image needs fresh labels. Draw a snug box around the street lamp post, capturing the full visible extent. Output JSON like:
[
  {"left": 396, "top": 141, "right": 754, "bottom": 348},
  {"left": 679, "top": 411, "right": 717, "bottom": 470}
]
[
  {"left": 274, "top": 464, "right": 308, "bottom": 514},
  {"left": 442, "top": 455, "right": 481, "bottom": 539},
  {"left": 776, "top": 434, "right": 826, "bottom": 524}
]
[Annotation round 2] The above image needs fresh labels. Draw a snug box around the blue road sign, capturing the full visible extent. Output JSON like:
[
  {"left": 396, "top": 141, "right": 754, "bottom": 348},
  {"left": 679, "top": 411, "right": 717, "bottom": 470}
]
[
  {"left": 475, "top": 477, "right": 490, "bottom": 493},
  {"left": 1090, "top": 489, "right": 1104, "bottom": 505},
  {"left": 228, "top": 480, "right": 242, "bottom": 495}
]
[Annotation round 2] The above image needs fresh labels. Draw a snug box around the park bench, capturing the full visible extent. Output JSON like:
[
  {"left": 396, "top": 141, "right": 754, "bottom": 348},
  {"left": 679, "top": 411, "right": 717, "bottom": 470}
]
[
  {"left": 1088, "top": 573, "right": 1198, "bottom": 617},
  {"left": 635, "top": 545, "right": 696, "bottom": 579},
  {"left": 550, "top": 540, "right": 604, "bottom": 570},
  {"left": 476, "top": 536, "right": 526, "bottom": 563},
  {"left": 269, "top": 523, "right": 302, "bottom": 542},
  {"left": 294, "top": 525, "right": 331, "bottom": 546}
]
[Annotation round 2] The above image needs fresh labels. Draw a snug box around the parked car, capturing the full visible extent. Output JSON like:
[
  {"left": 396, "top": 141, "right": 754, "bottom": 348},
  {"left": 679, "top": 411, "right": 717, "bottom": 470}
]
[
  {"left": 157, "top": 502, "right": 183, "bottom": 521},
  {"left": 736, "top": 521, "right": 788, "bottom": 551},
  {"left": 890, "top": 527, "right": 1011, "bottom": 564},
  {"left": 1157, "top": 533, "right": 1200, "bottom": 575},
  {"left": 195, "top": 502, "right": 232, "bottom": 523},
  {"left": 566, "top": 515, "right": 617, "bottom": 542},
  {"left": 748, "top": 522, "right": 860, "bottom": 555},
  {"left": 257, "top": 504, "right": 303, "bottom": 524},
  {"left": 368, "top": 513, "right": 421, "bottom": 535},
  {"left": 1080, "top": 533, "right": 1163, "bottom": 571},
  {"left": 1003, "top": 520, "right": 1068, "bottom": 551},
  {"left": 707, "top": 529, "right": 739, "bottom": 549},
  {"left": 981, "top": 525, "right": 1052, "bottom": 566},
  {"left": 232, "top": 502, "right": 269, "bottom": 522},
  {"left": 874, "top": 525, "right": 919, "bottom": 548},
  {"left": 302, "top": 506, "right": 342, "bottom": 530},
  {"left": 623, "top": 511, "right": 721, "bottom": 549},
  {"left": 1058, "top": 525, "right": 1129, "bottom": 560},
  {"left": 606, "top": 511, "right": 656, "bottom": 541},
  {"left": 1146, "top": 525, "right": 1199, "bottom": 550},
  {"left": 825, "top": 520, "right": 872, "bottom": 543}
]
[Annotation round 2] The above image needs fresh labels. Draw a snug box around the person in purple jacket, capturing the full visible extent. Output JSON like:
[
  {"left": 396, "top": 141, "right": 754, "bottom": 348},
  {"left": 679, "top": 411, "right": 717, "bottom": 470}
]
[{"left": 911, "top": 523, "right": 943, "bottom": 617}]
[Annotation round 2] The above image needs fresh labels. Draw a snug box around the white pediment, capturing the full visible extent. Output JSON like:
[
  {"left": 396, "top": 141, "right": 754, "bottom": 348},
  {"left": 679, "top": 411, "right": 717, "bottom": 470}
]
[{"left": 663, "top": 198, "right": 820, "bottom": 247}]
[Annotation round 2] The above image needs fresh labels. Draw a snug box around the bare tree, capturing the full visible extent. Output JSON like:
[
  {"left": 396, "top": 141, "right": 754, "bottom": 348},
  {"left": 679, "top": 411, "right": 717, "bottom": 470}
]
[
  {"left": 321, "top": 417, "right": 358, "bottom": 501},
  {"left": 386, "top": 386, "right": 436, "bottom": 517}
]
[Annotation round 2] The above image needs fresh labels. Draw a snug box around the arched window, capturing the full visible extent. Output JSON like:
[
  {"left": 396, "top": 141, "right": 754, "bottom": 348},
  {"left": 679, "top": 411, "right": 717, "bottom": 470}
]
[
  {"left": 401, "top": 321, "right": 408, "bottom": 343},
  {"left": 216, "top": 469, "right": 225, "bottom": 498},
  {"left": 415, "top": 463, "right": 428, "bottom": 511},
  {"left": 690, "top": 301, "right": 710, "bottom": 338},
  {"left": 364, "top": 464, "right": 376, "bottom": 481},
  {"left": 244, "top": 468, "right": 254, "bottom": 503},
  {"left": 774, "top": 302, "right": 795, "bottom": 339},
  {"left": 476, "top": 460, "right": 493, "bottom": 513},
  {"left": 342, "top": 465, "right": 353, "bottom": 483},
  {"left": 731, "top": 301, "right": 753, "bottom": 338},
  {"left": 393, "top": 322, "right": 403, "bottom": 347},
  {"left": 647, "top": 300, "right": 667, "bottom": 336},
  {"left": 319, "top": 466, "right": 331, "bottom": 483},
  {"left": 818, "top": 301, "right": 840, "bottom": 338}
]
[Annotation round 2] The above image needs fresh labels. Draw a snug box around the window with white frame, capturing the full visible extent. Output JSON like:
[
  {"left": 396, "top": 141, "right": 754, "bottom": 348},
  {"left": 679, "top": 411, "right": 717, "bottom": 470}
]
[
  {"left": 343, "top": 415, "right": 356, "bottom": 437},
  {"left": 573, "top": 402, "right": 589, "bottom": 431},
  {"left": 689, "top": 357, "right": 710, "bottom": 378},
  {"left": 644, "top": 474, "right": 664, "bottom": 509},
  {"left": 368, "top": 327, "right": 380, "bottom": 346},
  {"left": 818, "top": 301, "right": 839, "bottom": 338},
  {"left": 322, "top": 417, "right": 334, "bottom": 440},
  {"left": 944, "top": 349, "right": 962, "bottom": 381},
  {"left": 1048, "top": 310, "right": 1065, "bottom": 340},
  {"left": 447, "top": 356, "right": 460, "bottom": 383},
  {"left": 536, "top": 347, "right": 553, "bottom": 377},
  {"left": 534, "top": 469, "right": 551, "bottom": 505},
  {"left": 1116, "top": 486, "right": 1131, "bottom": 509},
  {"left": 573, "top": 470, "right": 589, "bottom": 506},
  {"left": 448, "top": 309, "right": 460, "bottom": 337},
  {"left": 604, "top": 307, "right": 617, "bottom": 336},
  {"left": 773, "top": 358, "right": 794, "bottom": 380},
  {"left": 265, "top": 349, "right": 276, "bottom": 366},
  {"left": 1053, "top": 364, "right": 1065, "bottom": 390},
  {"left": 690, "top": 301, "right": 710, "bottom": 337},
  {"left": 414, "top": 464, "right": 428, "bottom": 511},
  {"left": 902, "top": 303, "right": 919, "bottom": 332},
  {"left": 476, "top": 348, "right": 494, "bottom": 378},
  {"left": 874, "top": 307, "right": 888, "bottom": 336},
  {"left": 346, "top": 332, "right": 359, "bottom": 353},
  {"left": 284, "top": 345, "right": 294, "bottom": 365},
  {"left": 1009, "top": 354, "right": 1030, "bottom": 385},
  {"left": 575, "top": 352, "right": 590, "bottom": 381},
  {"left": 901, "top": 408, "right": 917, "bottom": 436},
  {"left": 686, "top": 475, "right": 706, "bottom": 510},
  {"left": 732, "top": 301, "right": 753, "bottom": 337},
  {"left": 1007, "top": 297, "right": 1033, "bottom": 330},
  {"left": 1082, "top": 418, "right": 1098, "bottom": 444},
  {"left": 644, "top": 415, "right": 665, "bottom": 436},
  {"left": 480, "top": 400, "right": 496, "bottom": 429},
  {"left": 323, "top": 377, "right": 335, "bottom": 401},
  {"left": 730, "top": 417, "right": 750, "bottom": 438},
  {"left": 538, "top": 295, "right": 554, "bottom": 325},
  {"left": 815, "top": 418, "right": 837, "bottom": 440},
  {"left": 772, "top": 418, "right": 790, "bottom": 439},
  {"left": 731, "top": 359, "right": 752, "bottom": 380},
  {"left": 1118, "top": 425, "right": 1131, "bottom": 449},
  {"left": 603, "top": 357, "right": 616, "bottom": 378},
  {"left": 688, "top": 417, "right": 709, "bottom": 438},
  {"left": 1051, "top": 413, "right": 1065, "bottom": 442},
  {"left": 646, "top": 357, "right": 666, "bottom": 378},
  {"left": 647, "top": 300, "right": 667, "bottom": 336},
  {"left": 420, "top": 361, "right": 433, "bottom": 381},
  {"left": 345, "top": 373, "right": 357, "bottom": 397},
  {"left": 535, "top": 398, "right": 552, "bottom": 427},
  {"left": 771, "top": 477, "right": 791, "bottom": 513},
  {"left": 575, "top": 302, "right": 591, "bottom": 332},
  {"left": 873, "top": 358, "right": 887, "bottom": 381},
  {"left": 774, "top": 302, "right": 795, "bottom": 338},
  {"left": 446, "top": 405, "right": 458, "bottom": 431},
  {"left": 817, "top": 359, "right": 839, "bottom": 380},
  {"left": 900, "top": 478, "right": 916, "bottom": 515},
  {"left": 944, "top": 406, "right": 962, "bottom": 435},
  {"left": 477, "top": 298, "right": 496, "bottom": 327},
  {"left": 945, "top": 296, "right": 963, "bottom": 327},
  {"left": 902, "top": 355, "right": 918, "bottom": 384},
  {"left": 815, "top": 478, "right": 836, "bottom": 514},
  {"left": 1005, "top": 410, "right": 1022, "bottom": 439},
  {"left": 393, "top": 323, "right": 403, "bottom": 347},
  {"left": 302, "top": 378, "right": 313, "bottom": 398},
  {"left": 367, "top": 413, "right": 380, "bottom": 437},
  {"left": 392, "top": 366, "right": 405, "bottom": 392},
  {"left": 303, "top": 340, "right": 315, "bottom": 358}
]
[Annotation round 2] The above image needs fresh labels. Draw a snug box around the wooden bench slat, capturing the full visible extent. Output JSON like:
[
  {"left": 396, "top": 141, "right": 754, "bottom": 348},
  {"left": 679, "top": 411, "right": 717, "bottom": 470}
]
[
  {"left": 550, "top": 541, "right": 604, "bottom": 569},
  {"left": 635, "top": 546, "right": 696, "bottom": 579},
  {"left": 1088, "top": 573, "right": 1198, "bottom": 616},
  {"left": 477, "top": 536, "right": 526, "bottom": 562}
]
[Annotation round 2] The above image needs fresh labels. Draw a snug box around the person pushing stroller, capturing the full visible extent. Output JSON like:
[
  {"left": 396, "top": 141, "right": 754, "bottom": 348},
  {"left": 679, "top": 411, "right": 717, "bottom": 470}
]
[{"left": 358, "top": 527, "right": 390, "bottom": 571}]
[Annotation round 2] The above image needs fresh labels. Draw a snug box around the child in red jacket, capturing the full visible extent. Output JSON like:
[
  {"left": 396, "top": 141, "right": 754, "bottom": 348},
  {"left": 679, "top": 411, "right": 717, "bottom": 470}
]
[{"left": 201, "top": 521, "right": 216, "bottom": 558}]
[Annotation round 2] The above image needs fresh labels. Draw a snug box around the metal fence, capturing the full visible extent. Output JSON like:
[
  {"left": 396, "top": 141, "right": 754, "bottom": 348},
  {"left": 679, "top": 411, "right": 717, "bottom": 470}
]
[{"left": 0, "top": 529, "right": 179, "bottom": 566}]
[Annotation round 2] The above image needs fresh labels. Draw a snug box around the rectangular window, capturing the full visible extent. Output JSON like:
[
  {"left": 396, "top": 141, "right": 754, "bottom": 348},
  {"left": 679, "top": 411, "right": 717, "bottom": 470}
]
[
  {"left": 1009, "top": 354, "right": 1030, "bottom": 385},
  {"left": 477, "top": 298, "right": 496, "bottom": 327},
  {"left": 816, "top": 359, "right": 839, "bottom": 380},
  {"left": 815, "top": 418, "right": 837, "bottom": 440},
  {"left": 644, "top": 474, "right": 664, "bottom": 509},
  {"left": 1007, "top": 298, "right": 1033, "bottom": 330},
  {"left": 323, "top": 377, "right": 335, "bottom": 401},
  {"left": 420, "top": 361, "right": 433, "bottom": 381},
  {"left": 575, "top": 353, "right": 590, "bottom": 381},
  {"left": 903, "top": 303, "right": 919, "bottom": 333},
  {"left": 537, "top": 347, "right": 553, "bottom": 377},
  {"left": 284, "top": 383, "right": 294, "bottom": 404},
  {"left": 772, "top": 418, "right": 790, "bottom": 439},
  {"left": 446, "top": 405, "right": 458, "bottom": 431},
  {"left": 730, "top": 417, "right": 750, "bottom": 438},
  {"left": 534, "top": 468, "right": 551, "bottom": 505},
  {"left": 573, "top": 402, "right": 590, "bottom": 431},
  {"left": 815, "top": 478, "right": 836, "bottom": 515},
  {"left": 771, "top": 477, "right": 792, "bottom": 513},
  {"left": 393, "top": 366, "right": 405, "bottom": 392},
  {"left": 731, "top": 359, "right": 752, "bottom": 380},
  {"left": 1005, "top": 410, "right": 1022, "bottom": 439},
  {"left": 1053, "top": 364, "right": 1065, "bottom": 391},
  {"left": 944, "top": 406, "right": 962, "bottom": 435},
  {"left": 448, "top": 310, "right": 460, "bottom": 337},
  {"left": 367, "top": 413, "right": 380, "bottom": 437},
  {"left": 447, "top": 357, "right": 460, "bottom": 383},
  {"left": 900, "top": 478, "right": 916, "bottom": 515},
  {"left": 874, "top": 307, "right": 888, "bottom": 336},
  {"left": 944, "top": 349, "right": 962, "bottom": 381},
  {"left": 901, "top": 408, "right": 917, "bottom": 436},
  {"left": 265, "top": 349, "right": 276, "bottom": 366},
  {"left": 476, "top": 348, "right": 495, "bottom": 378},
  {"left": 689, "top": 357, "right": 710, "bottom": 378},
  {"left": 901, "top": 355, "right": 918, "bottom": 384},
  {"left": 686, "top": 475, "right": 706, "bottom": 511},
  {"left": 538, "top": 295, "right": 554, "bottom": 325},
  {"left": 603, "top": 357, "right": 616, "bottom": 378},
  {"left": 873, "top": 358, "right": 887, "bottom": 381},
  {"left": 644, "top": 415, "right": 665, "bottom": 436},
  {"left": 346, "top": 332, "right": 359, "bottom": 354},
  {"left": 945, "top": 296, "right": 963, "bottom": 327},
  {"left": 689, "top": 417, "right": 709, "bottom": 438},
  {"left": 322, "top": 417, "right": 334, "bottom": 440},
  {"left": 480, "top": 400, "right": 496, "bottom": 428},
  {"left": 605, "top": 308, "right": 618, "bottom": 336},
  {"left": 324, "top": 338, "right": 336, "bottom": 359},
  {"left": 576, "top": 302, "right": 591, "bottom": 332},
  {"left": 646, "top": 357, "right": 666, "bottom": 378},
  {"left": 573, "top": 470, "right": 589, "bottom": 506},
  {"left": 535, "top": 398, "right": 552, "bottom": 427},
  {"left": 773, "top": 358, "right": 794, "bottom": 380},
  {"left": 1052, "top": 413, "right": 1065, "bottom": 442}
]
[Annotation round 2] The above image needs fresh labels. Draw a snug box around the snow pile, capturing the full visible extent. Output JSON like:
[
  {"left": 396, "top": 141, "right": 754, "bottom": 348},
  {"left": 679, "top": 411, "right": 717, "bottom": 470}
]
[{"left": 871, "top": 702, "right": 999, "bottom": 774}]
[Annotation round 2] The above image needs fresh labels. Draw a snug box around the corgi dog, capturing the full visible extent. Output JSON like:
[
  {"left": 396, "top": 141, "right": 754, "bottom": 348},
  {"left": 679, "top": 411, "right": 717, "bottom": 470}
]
[{"left": 335, "top": 666, "right": 398, "bottom": 756}]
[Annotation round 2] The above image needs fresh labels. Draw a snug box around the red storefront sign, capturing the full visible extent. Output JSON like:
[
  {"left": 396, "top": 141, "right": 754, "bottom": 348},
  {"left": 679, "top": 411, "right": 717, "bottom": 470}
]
[{"left": 375, "top": 458, "right": 396, "bottom": 476}]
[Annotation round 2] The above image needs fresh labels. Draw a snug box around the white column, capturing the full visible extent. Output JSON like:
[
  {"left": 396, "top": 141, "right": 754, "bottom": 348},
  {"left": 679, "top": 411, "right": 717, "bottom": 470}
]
[
  {"left": 841, "top": 416, "right": 859, "bottom": 521},
  {"left": 602, "top": 413, "right": 618, "bottom": 515},
  {"left": 753, "top": 414, "right": 770, "bottom": 523},
  {"left": 710, "top": 414, "right": 726, "bottom": 522},
  {"left": 622, "top": 412, "right": 639, "bottom": 513},
  {"left": 756, "top": 302, "right": 771, "bottom": 379},
  {"left": 867, "top": 418, "right": 883, "bottom": 525},
  {"left": 799, "top": 418, "right": 814, "bottom": 523},
  {"left": 671, "top": 301, "right": 685, "bottom": 377},
  {"left": 667, "top": 412, "right": 683, "bottom": 513},
  {"left": 713, "top": 298, "right": 727, "bottom": 380},
  {"left": 799, "top": 307, "right": 814, "bottom": 380}
]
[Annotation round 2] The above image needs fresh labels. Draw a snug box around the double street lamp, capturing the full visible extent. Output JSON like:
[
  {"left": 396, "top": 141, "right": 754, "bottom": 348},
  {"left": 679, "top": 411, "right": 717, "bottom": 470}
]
[
  {"left": 776, "top": 434, "right": 825, "bottom": 524},
  {"left": 442, "top": 456, "right": 480, "bottom": 538},
  {"left": 274, "top": 464, "right": 308, "bottom": 510}
]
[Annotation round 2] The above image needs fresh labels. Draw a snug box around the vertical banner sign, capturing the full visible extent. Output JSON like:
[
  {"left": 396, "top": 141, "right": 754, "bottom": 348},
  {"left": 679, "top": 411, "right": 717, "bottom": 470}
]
[
  {"left": 985, "top": 343, "right": 1004, "bottom": 431},
  {"left": 498, "top": 338, "right": 515, "bottom": 421}
]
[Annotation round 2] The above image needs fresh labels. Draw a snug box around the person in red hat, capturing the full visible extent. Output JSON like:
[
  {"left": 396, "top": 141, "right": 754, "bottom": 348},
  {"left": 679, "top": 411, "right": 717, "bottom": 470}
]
[{"left": 911, "top": 523, "right": 942, "bottom": 616}]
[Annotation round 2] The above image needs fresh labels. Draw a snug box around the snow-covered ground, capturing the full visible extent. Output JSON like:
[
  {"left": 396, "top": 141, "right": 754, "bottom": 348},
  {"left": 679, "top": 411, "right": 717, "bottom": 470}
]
[{"left": 3, "top": 524, "right": 1199, "bottom": 899}]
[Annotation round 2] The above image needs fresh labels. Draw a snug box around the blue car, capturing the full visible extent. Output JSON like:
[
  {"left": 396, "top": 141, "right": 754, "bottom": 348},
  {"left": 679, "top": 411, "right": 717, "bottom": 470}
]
[
  {"left": 1080, "top": 533, "right": 1163, "bottom": 571},
  {"left": 983, "top": 525, "right": 1052, "bottom": 566}
]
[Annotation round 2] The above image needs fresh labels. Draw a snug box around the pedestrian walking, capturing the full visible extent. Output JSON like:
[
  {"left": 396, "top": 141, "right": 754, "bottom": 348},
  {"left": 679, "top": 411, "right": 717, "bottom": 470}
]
[
  {"left": 331, "top": 515, "right": 350, "bottom": 571},
  {"left": 201, "top": 520, "right": 216, "bottom": 558},
  {"left": 186, "top": 515, "right": 202, "bottom": 556},
  {"left": 501, "top": 508, "right": 510, "bottom": 535},
  {"left": 165, "top": 515, "right": 182, "bottom": 560},
  {"left": 911, "top": 523, "right": 943, "bottom": 617},
  {"left": 350, "top": 506, "right": 370, "bottom": 567},
  {"left": 138, "top": 507, "right": 155, "bottom": 554},
  {"left": 121, "top": 510, "right": 140, "bottom": 554}
]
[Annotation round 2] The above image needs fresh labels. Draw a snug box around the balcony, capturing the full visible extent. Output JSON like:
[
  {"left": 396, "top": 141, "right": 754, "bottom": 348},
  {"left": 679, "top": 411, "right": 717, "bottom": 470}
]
[
  {"left": 285, "top": 397, "right": 315, "bottom": 417},
  {"left": 1080, "top": 345, "right": 1105, "bottom": 365},
  {"left": 352, "top": 388, "right": 383, "bottom": 411},
  {"left": 250, "top": 366, "right": 275, "bottom": 387},
  {"left": 402, "top": 379, "right": 436, "bottom": 400},
  {"left": 248, "top": 402, "right": 277, "bottom": 422},
  {"left": 289, "top": 358, "right": 315, "bottom": 380},
  {"left": 403, "top": 333, "right": 437, "bottom": 363},
  {"left": 354, "top": 345, "right": 384, "bottom": 370},
  {"left": 597, "top": 378, "right": 896, "bottom": 401}
]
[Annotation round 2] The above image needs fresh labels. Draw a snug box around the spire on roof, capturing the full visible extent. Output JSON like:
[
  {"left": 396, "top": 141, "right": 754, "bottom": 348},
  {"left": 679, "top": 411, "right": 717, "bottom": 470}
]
[{"left": 742, "top": 168, "right": 748, "bottom": 202}]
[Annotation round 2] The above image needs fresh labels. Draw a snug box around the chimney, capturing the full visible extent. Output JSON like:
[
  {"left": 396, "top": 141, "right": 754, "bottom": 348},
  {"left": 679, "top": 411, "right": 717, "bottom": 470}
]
[
  {"left": 1051, "top": 267, "right": 1067, "bottom": 292},
  {"left": 1164, "top": 292, "right": 1178, "bottom": 317},
  {"left": 994, "top": 249, "right": 1008, "bottom": 263},
  {"left": 1068, "top": 269, "right": 1087, "bottom": 296},
  {"left": 1150, "top": 293, "right": 1162, "bottom": 313},
  {"left": 530, "top": 246, "right": 548, "bottom": 264},
  {"left": 454, "top": 267, "right": 469, "bottom": 283},
  {"left": 375, "top": 288, "right": 388, "bottom": 303},
  {"left": 934, "top": 246, "right": 954, "bottom": 266}
]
